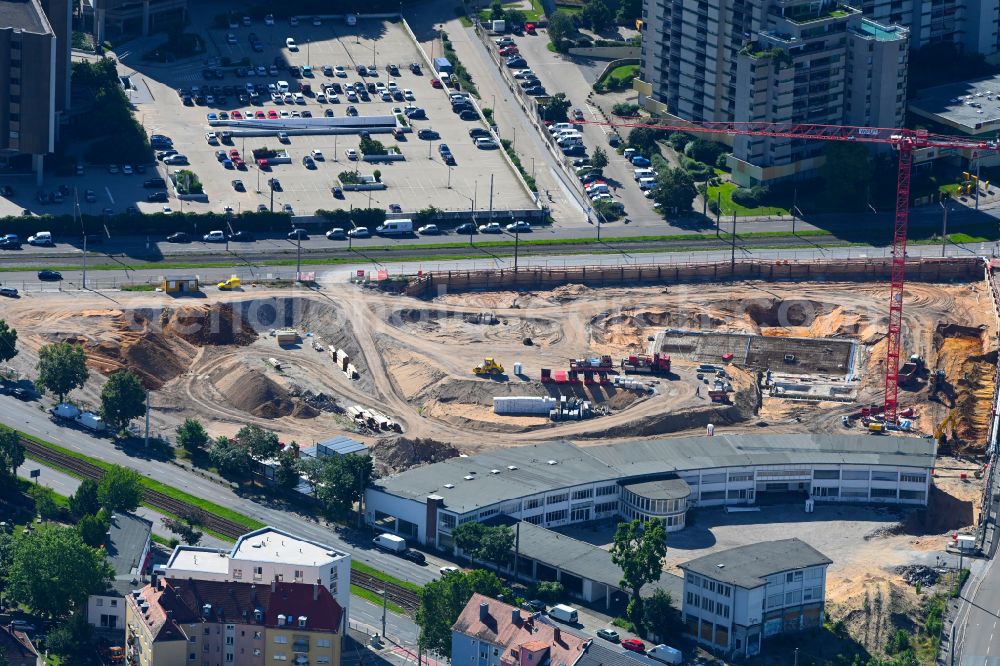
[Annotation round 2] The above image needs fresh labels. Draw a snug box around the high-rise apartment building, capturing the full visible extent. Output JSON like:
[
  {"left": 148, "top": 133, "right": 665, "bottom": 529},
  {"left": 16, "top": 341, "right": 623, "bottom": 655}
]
[
  {"left": 858, "top": 0, "right": 999, "bottom": 55},
  {"left": 0, "top": 0, "right": 69, "bottom": 182},
  {"left": 637, "top": 0, "right": 908, "bottom": 185}
]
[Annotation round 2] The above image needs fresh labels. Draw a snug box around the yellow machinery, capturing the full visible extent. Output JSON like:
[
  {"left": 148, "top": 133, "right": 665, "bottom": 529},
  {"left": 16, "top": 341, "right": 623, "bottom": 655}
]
[
  {"left": 934, "top": 409, "right": 960, "bottom": 451},
  {"left": 473, "top": 358, "right": 505, "bottom": 376},
  {"left": 217, "top": 275, "right": 241, "bottom": 290}
]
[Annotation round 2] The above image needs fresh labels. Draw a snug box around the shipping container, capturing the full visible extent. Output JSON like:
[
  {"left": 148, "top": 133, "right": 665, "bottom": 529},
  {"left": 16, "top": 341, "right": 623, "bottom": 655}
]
[{"left": 494, "top": 396, "right": 556, "bottom": 415}]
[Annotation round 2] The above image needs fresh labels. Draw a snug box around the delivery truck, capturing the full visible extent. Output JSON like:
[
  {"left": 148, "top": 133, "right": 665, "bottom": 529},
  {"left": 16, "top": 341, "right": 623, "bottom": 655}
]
[{"left": 372, "top": 533, "right": 407, "bottom": 553}]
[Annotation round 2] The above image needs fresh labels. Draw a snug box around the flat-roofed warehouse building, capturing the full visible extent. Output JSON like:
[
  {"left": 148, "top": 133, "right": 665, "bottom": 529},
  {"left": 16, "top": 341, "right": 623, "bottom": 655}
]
[
  {"left": 908, "top": 72, "right": 1000, "bottom": 169},
  {"left": 364, "top": 435, "right": 936, "bottom": 549}
]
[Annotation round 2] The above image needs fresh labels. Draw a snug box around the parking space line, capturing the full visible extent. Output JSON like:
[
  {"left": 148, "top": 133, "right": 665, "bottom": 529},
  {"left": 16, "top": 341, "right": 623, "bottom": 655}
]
[{"left": 105, "top": 188, "right": 115, "bottom": 205}]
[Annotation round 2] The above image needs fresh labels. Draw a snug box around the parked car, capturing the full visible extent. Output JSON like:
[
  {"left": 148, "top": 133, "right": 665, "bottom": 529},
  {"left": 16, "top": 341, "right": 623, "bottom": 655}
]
[
  {"left": 146, "top": 191, "right": 169, "bottom": 202},
  {"left": 596, "top": 629, "right": 620, "bottom": 643},
  {"left": 506, "top": 220, "right": 531, "bottom": 233},
  {"left": 456, "top": 222, "right": 477, "bottom": 235},
  {"left": 401, "top": 549, "right": 426, "bottom": 565},
  {"left": 417, "top": 128, "right": 440, "bottom": 140},
  {"left": 326, "top": 228, "right": 346, "bottom": 240},
  {"left": 0, "top": 287, "right": 18, "bottom": 298},
  {"left": 228, "top": 231, "right": 254, "bottom": 242},
  {"left": 478, "top": 222, "right": 502, "bottom": 233},
  {"left": 203, "top": 230, "right": 226, "bottom": 243},
  {"left": 166, "top": 232, "right": 191, "bottom": 243},
  {"left": 469, "top": 127, "right": 491, "bottom": 139},
  {"left": 37, "top": 270, "right": 62, "bottom": 281},
  {"left": 523, "top": 599, "right": 546, "bottom": 612},
  {"left": 621, "top": 639, "right": 646, "bottom": 654},
  {"left": 288, "top": 228, "right": 308, "bottom": 240},
  {"left": 347, "top": 227, "right": 370, "bottom": 238},
  {"left": 283, "top": 204, "right": 295, "bottom": 215},
  {"left": 417, "top": 224, "right": 440, "bottom": 235},
  {"left": 345, "top": 148, "right": 358, "bottom": 160},
  {"left": 332, "top": 186, "right": 344, "bottom": 198},
  {"left": 459, "top": 109, "right": 479, "bottom": 121}
]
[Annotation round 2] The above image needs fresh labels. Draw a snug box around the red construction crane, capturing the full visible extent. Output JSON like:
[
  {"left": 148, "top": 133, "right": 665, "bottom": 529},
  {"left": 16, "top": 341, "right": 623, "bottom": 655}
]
[{"left": 580, "top": 120, "right": 995, "bottom": 423}]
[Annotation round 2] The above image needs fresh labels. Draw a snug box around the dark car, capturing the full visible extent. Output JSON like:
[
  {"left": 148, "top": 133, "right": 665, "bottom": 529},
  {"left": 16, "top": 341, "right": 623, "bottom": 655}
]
[
  {"left": 228, "top": 230, "right": 255, "bottom": 242},
  {"left": 506, "top": 57, "right": 527, "bottom": 68},
  {"left": 166, "top": 232, "right": 191, "bottom": 243},
  {"left": 83, "top": 233, "right": 103, "bottom": 245},
  {"left": 147, "top": 191, "right": 168, "bottom": 202},
  {"left": 417, "top": 128, "right": 440, "bottom": 140},
  {"left": 232, "top": 179, "right": 245, "bottom": 192},
  {"left": 459, "top": 109, "right": 479, "bottom": 121},
  {"left": 0, "top": 287, "right": 18, "bottom": 298},
  {"left": 456, "top": 222, "right": 477, "bottom": 235},
  {"left": 409, "top": 62, "right": 422, "bottom": 74},
  {"left": 401, "top": 549, "right": 426, "bottom": 565},
  {"left": 7, "top": 387, "right": 29, "bottom": 400},
  {"left": 288, "top": 229, "right": 309, "bottom": 240},
  {"left": 268, "top": 178, "right": 282, "bottom": 191},
  {"left": 524, "top": 599, "right": 546, "bottom": 612},
  {"left": 526, "top": 86, "right": 547, "bottom": 96},
  {"left": 0, "top": 236, "right": 21, "bottom": 250},
  {"left": 37, "top": 270, "right": 62, "bottom": 281},
  {"left": 332, "top": 186, "right": 344, "bottom": 199},
  {"left": 469, "top": 127, "right": 490, "bottom": 139}
]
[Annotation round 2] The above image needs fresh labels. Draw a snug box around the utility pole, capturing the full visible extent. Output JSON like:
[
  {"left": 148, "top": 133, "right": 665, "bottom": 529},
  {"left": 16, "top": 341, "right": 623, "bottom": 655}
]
[
  {"left": 715, "top": 191, "right": 721, "bottom": 238},
  {"left": 488, "top": 173, "right": 494, "bottom": 221},
  {"left": 730, "top": 212, "right": 737, "bottom": 273},
  {"left": 940, "top": 200, "right": 949, "bottom": 258},
  {"left": 514, "top": 226, "right": 520, "bottom": 271},
  {"left": 380, "top": 590, "right": 388, "bottom": 638},
  {"left": 296, "top": 231, "right": 302, "bottom": 280},
  {"left": 144, "top": 391, "right": 150, "bottom": 448}
]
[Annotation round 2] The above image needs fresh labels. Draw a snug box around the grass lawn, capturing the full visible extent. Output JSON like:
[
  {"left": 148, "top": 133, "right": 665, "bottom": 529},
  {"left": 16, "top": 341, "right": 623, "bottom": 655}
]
[
  {"left": 707, "top": 181, "right": 790, "bottom": 217},
  {"left": 351, "top": 584, "right": 406, "bottom": 614},
  {"left": 478, "top": 0, "right": 545, "bottom": 22},
  {"left": 607, "top": 63, "right": 639, "bottom": 80}
]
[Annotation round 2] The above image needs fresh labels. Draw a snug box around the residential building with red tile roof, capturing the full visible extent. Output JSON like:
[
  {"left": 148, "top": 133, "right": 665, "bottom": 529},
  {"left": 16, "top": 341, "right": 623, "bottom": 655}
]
[
  {"left": 452, "top": 594, "right": 589, "bottom": 666},
  {"left": 0, "top": 624, "right": 42, "bottom": 666}
]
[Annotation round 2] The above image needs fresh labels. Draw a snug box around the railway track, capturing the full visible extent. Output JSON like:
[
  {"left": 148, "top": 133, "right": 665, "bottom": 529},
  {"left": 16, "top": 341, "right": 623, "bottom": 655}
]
[{"left": 21, "top": 438, "right": 424, "bottom": 614}]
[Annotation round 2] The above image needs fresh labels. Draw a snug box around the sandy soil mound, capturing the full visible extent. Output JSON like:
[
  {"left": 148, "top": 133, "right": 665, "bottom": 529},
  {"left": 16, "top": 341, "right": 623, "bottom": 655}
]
[
  {"left": 213, "top": 366, "right": 318, "bottom": 419},
  {"left": 387, "top": 308, "right": 562, "bottom": 347},
  {"left": 164, "top": 304, "right": 258, "bottom": 346},
  {"left": 369, "top": 436, "right": 461, "bottom": 474},
  {"left": 934, "top": 323, "right": 996, "bottom": 448}
]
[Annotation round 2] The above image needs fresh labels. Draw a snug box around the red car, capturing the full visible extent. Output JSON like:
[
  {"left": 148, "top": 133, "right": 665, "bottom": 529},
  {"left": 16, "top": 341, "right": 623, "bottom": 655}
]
[
  {"left": 229, "top": 149, "right": 240, "bottom": 159},
  {"left": 231, "top": 110, "right": 244, "bottom": 120},
  {"left": 255, "top": 110, "right": 265, "bottom": 119},
  {"left": 430, "top": 78, "right": 442, "bottom": 89},
  {"left": 499, "top": 46, "right": 519, "bottom": 56},
  {"left": 621, "top": 640, "right": 645, "bottom": 654},
  {"left": 525, "top": 23, "right": 536, "bottom": 34},
  {"left": 267, "top": 109, "right": 278, "bottom": 119}
]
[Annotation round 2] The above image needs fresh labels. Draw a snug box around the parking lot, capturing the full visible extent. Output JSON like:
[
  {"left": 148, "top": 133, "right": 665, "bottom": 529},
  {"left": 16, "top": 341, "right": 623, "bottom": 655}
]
[{"left": 137, "top": 17, "right": 534, "bottom": 218}]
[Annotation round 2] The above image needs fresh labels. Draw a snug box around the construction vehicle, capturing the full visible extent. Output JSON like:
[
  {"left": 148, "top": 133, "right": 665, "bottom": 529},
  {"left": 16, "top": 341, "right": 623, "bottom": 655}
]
[
  {"left": 898, "top": 354, "right": 924, "bottom": 385},
  {"left": 930, "top": 369, "right": 955, "bottom": 407},
  {"left": 579, "top": 117, "right": 996, "bottom": 424},
  {"left": 934, "top": 408, "right": 960, "bottom": 453},
  {"left": 570, "top": 355, "right": 615, "bottom": 372},
  {"left": 473, "top": 358, "right": 505, "bottom": 376},
  {"left": 217, "top": 275, "right": 241, "bottom": 290},
  {"left": 621, "top": 353, "right": 671, "bottom": 375},
  {"left": 708, "top": 389, "right": 729, "bottom": 404}
]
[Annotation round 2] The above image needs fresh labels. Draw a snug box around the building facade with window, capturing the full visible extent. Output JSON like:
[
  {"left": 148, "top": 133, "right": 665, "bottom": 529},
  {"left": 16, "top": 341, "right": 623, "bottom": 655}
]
[
  {"left": 88, "top": 512, "right": 153, "bottom": 631},
  {"left": 680, "top": 538, "right": 831, "bottom": 658},
  {"left": 365, "top": 435, "right": 935, "bottom": 550},
  {"left": 158, "top": 527, "right": 351, "bottom": 633},
  {"left": 124, "top": 574, "right": 343, "bottom": 666}
]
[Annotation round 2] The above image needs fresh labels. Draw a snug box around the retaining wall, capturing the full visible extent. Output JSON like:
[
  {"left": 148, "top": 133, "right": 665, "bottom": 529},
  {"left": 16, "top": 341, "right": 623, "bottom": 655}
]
[{"left": 403, "top": 257, "right": 983, "bottom": 297}]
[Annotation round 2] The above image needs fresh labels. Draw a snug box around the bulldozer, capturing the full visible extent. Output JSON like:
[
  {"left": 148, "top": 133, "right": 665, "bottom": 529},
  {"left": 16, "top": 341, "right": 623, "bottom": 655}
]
[{"left": 473, "top": 358, "right": 505, "bottom": 376}]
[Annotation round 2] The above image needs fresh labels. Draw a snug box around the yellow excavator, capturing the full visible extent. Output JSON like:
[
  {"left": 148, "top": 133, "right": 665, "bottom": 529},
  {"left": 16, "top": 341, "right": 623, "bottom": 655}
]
[
  {"left": 473, "top": 358, "right": 505, "bottom": 376},
  {"left": 934, "top": 409, "right": 959, "bottom": 453}
]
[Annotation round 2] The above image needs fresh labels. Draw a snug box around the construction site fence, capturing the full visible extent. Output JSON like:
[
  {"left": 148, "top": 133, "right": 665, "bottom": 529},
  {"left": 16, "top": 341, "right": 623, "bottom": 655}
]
[
  {"left": 403, "top": 256, "right": 983, "bottom": 297},
  {"left": 976, "top": 262, "right": 1000, "bottom": 552}
]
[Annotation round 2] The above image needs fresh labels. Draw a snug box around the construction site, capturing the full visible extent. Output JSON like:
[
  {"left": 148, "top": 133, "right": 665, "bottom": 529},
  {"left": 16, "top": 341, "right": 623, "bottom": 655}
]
[{"left": 0, "top": 256, "right": 996, "bottom": 659}]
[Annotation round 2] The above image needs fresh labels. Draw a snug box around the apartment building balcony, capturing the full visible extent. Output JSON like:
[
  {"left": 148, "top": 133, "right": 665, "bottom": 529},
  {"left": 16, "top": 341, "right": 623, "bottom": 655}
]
[{"left": 768, "top": 2, "right": 860, "bottom": 25}]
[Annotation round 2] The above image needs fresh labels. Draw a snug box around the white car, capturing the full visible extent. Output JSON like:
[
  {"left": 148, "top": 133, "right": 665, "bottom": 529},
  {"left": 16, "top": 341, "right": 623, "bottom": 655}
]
[
  {"left": 122, "top": 165, "right": 134, "bottom": 175},
  {"left": 387, "top": 80, "right": 398, "bottom": 91},
  {"left": 478, "top": 222, "right": 502, "bottom": 233},
  {"left": 162, "top": 205, "right": 173, "bottom": 214},
  {"left": 573, "top": 108, "right": 585, "bottom": 120},
  {"left": 293, "top": 92, "right": 306, "bottom": 104},
  {"left": 286, "top": 37, "right": 298, "bottom": 51},
  {"left": 347, "top": 227, "right": 370, "bottom": 238},
  {"left": 334, "top": 65, "right": 347, "bottom": 77},
  {"left": 417, "top": 224, "right": 440, "bottom": 235},
  {"left": 328, "top": 93, "right": 339, "bottom": 103},
  {"left": 374, "top": 81, "right": 386, "bottom": 92},
  {"left": 316, "top": 92, "right": 327, "bottom": 103},
  {"left": 279, "top": 110, "right": 291, "bottom": 118},
  {"left": 283, "top": 92, "right": 295, "bottom": 104},
  {"left": 265, "top": 13, "right": 274, "bottom": 25},
  {"left": 440, "top": 566, "right": 459, "bottom": 575},
  {"left": 345, "top": 148, "right": 358, "bottom": 160},
  {"left": 271, "top": 92, "right": 284, "bottom": 104},
  {"left": 403, "top": 89, "right": 415, "bottom": 100},
  {"left": 205, "top": 132, "right": 219, "bottom": 144},
  {"left": 311, "top": 149, "right": 324, "bottom": 160},
  {"left": 162, "top": 154, "right": 188, "bottom": 165}
]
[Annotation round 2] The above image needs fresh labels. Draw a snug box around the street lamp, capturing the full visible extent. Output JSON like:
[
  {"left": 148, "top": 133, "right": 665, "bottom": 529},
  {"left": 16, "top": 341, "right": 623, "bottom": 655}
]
[
  {"left": 378, "top": 589, "right": 388, "bottom": 638},
  {"left": 447, "top": 166, "right": 452, "bottom": 189}
]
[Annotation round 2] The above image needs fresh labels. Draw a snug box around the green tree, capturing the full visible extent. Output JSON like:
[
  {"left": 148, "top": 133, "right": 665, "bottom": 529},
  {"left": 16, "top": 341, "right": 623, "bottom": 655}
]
[
  {"left": 886, "top": 629, "right": 911, "bottom": 655},
  {"left": 615, "top": 0, "right": 642, "bottom": 25},
  {"left": 686, "top": 138, "right": 726, "bottom": 165},
  {"left": 610, "top": 518, "right": 668, "bottom": 626},
  {"left": 580, "top": 0, "right": 612, "bottom": 32},
  {"left": 539, "top": 92, "right": 572, "bottom": 122},
  {"left": 416, "top": 569, "right": 509, "bottom": 656},
  {"left": 642, "top": 589, "right": 683, "bottom": 641},
  {"left": 29, "top": 485, "right": 60, "bottom": 520},
  {"left": 273, "top": 443, "right": 301, "bottom": 492},
  {"left": 822, "top": 142, "right": 874, "bottom": 210},
  {"left": 100, "top": 370, "right": 146, "bottom": 436},
  {"left": 44, "top": 613, "right": 94, "bottom": 660},
  {"left": 546, "top": 10, "right": 576, "bottom": 50},
  {"left": 653, "top": 167, "right": 697, "bottom": 213},
  {"left": 0, "top": 320, "right": 16, "bottom": 364},
  {"left": 503, "top": 8, "right": 525, "bottom": 27},
  {"left": 453, "top": 523, "right": 515, "bottom": 573},
  {"left": 236, "top": 424, "right": 281, "bottom": 462},
  {"left": 69, "top": 479, "right": 101, "bottom": 519},
  {"left": 300, "top": 454, "right": 374, "bottom": 517},
  {"left": 36, "top": 342, "right": 89, "bottom": 403},
  {"left": 5, "top": 524, "right": 112, "bottom": 617},
  {"left": 209, "top": 436, "right": 253, "bottom": 476},
  {"left": 533, "top": 580, "right": 564, "bottom": 603},
  {"left": 627, "top": 125, "right": 668, "bottom": 157},
  {"left": 590, "top": 147, "right": 609, "bottom": 170},
  {"left": 176, "top": 419, "right": 209, "bottom": 455},
  {"left": 490, "top": 0, "right": 504, "bottom": 20},
  {"left": 78, "top": 512, "right": 110, "bottom": 548},
  {"left": 0, "top": 425, "right": 24, "bottom": 480},
  {"left": 97, "top": 465, "right": 144, "bottom": 513}
]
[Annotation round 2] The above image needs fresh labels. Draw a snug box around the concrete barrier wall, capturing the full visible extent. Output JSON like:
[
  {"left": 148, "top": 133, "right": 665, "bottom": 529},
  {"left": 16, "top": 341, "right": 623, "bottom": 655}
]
[{"left": 404, "top": 257, "right": 984, "bottom": 296}]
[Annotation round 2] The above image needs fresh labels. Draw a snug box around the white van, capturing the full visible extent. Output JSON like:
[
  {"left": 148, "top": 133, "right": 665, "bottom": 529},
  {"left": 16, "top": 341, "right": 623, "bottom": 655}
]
[
  {"left": 558, "top": 136, "right": 583, "bottom": 147},
  {"left": 647, "top": 645, "right": 683, "bottom": 665},
  {"left": 376, "top": 219, "right": 413, "bottom": 235},
  {"left": 286, "top": 37, "right": 298, "bottom": 51},
  {"left": 548, "top": 604, "right": 578, "bottom": 623},
  {"left": 634, "top": 168, "right": 655, "bottom": 180},
  {"left": 27, "top": 231, "right": 53, "bottom": 246},
  {"left": 554, "top": 129, "right": 582, "bottom": 138},
  {"left": 277, "top": 80, "right": 290, "bottom": 93},
  {"left": 638, "top": 177, "right": 657, "bottom": 190},
  {"left": 548, "top": 123, "right": 576, "bottom": 133}
]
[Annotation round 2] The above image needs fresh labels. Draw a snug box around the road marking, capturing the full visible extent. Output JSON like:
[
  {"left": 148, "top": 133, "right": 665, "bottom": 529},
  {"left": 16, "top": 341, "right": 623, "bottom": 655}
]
[{"left": 105, "top": 188, "right": 115, "bottom": 204}]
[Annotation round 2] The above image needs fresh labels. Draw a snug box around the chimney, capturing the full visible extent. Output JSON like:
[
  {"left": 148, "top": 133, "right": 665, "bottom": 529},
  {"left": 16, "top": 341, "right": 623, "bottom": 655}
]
[
  {"left": 479, "top": 602, "right": 489, "bottom": 621},
  {"left": 150, "top": 570, "right": 158, "bottom": 590},
  {"left": 271, "top": 579, "right": 277, "bottom": 593},
  {"left": 313, "top": 584, "right": 319, "bottom": 601},
  {"left": 554, "top": 627, "right": 561, "bottom": 643},
  {"left": 251, "top": 585, "right": 257, "bottom": 603},
  {"left": 512, "top": 609, "right": 520, "bottom": 625}
]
